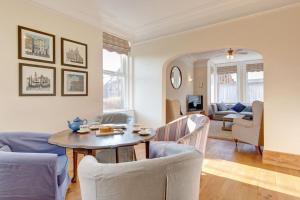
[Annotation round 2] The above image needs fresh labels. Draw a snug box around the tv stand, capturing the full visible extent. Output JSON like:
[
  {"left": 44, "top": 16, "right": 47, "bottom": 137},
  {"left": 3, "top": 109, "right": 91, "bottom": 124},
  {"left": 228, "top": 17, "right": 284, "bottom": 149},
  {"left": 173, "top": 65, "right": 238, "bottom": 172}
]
[{"left": 186, "top": 110, "right": 205, "bottom": 115}]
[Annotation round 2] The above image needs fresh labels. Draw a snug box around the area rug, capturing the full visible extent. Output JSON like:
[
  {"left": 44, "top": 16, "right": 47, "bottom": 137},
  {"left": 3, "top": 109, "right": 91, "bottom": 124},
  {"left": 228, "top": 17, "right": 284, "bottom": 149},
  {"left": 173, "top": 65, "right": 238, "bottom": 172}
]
[{"left": 208, "top": 120, "right": 234, "bottom": 141}]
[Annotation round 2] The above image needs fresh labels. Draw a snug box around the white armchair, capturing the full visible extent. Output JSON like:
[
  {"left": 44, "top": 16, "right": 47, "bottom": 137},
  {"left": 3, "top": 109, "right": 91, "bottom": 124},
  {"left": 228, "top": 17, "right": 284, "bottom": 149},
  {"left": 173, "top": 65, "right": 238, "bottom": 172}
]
[
  {"left": 78, "top": 143, "right": 203, "bottom": 200},
  {"left": 232, "top": 101, "right": 264, "bottom": 154}
]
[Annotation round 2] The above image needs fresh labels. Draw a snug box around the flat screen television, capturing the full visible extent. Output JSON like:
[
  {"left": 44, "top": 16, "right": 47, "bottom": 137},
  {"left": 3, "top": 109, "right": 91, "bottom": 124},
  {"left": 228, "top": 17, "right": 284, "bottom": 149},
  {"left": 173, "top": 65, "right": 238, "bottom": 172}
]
[{"left": 187, "top": 95, "right": 203, "bottom": 112}]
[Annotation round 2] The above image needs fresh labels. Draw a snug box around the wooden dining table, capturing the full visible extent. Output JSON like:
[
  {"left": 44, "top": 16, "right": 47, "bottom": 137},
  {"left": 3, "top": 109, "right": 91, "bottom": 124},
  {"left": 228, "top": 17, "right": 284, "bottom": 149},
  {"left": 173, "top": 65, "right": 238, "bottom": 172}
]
[{"left": 48, "top": 127, "right": 156, "bottom": 183}]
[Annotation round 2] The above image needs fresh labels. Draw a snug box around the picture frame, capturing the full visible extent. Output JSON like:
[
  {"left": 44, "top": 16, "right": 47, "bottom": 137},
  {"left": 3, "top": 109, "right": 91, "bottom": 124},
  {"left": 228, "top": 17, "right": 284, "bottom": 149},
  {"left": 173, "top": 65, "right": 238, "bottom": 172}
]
[
  {"left": 19, "top": 63, "right": 56, "bottom": 96},
  {"left": 18, "top": 26, "right": 55, "bottom": 64},
  {"left": 61, "top": 69, "right": 88, "bottom": 96},
  {"left": 61, "top": 38, "right": 87, "bottom": 68}
]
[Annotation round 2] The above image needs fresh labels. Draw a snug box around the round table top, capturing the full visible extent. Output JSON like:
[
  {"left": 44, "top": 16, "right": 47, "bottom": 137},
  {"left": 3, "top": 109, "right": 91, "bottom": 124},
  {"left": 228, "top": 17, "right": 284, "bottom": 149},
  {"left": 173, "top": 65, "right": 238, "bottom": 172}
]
[{"left": 48, "top": 127, "right": 156, "bottom": 149}]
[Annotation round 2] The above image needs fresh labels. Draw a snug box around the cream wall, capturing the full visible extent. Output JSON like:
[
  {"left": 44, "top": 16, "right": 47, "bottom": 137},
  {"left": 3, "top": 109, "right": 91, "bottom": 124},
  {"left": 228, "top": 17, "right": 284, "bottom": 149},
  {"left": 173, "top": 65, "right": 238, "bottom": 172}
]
[
  {"left": 0, "top": 0, "right": 102, "bottom": 132},
  {"left": 193, "top": 60, "right": 208, "bottom": 114},
  {"left": 166, "top": 59, "right": 194, "bottom": 114},
  {"left": 132, "top": 4, "right": 300, "bottom": 155}
]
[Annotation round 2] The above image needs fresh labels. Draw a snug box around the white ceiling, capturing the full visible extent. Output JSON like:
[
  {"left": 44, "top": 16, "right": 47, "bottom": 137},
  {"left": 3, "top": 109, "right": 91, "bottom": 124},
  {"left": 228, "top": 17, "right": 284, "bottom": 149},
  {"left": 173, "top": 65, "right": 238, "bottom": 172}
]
[
  {"left": 31, "top": 0, "right": 299, "bottom": 43},
  {"left": 174, "top": 48, "right": 263, "bottom": 65}
]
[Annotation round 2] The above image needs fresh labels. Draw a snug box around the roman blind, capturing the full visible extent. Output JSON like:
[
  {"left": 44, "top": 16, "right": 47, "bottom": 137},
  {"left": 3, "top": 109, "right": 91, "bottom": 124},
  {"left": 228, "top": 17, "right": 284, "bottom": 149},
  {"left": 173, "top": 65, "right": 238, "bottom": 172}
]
[
  {"left": 246, "top": 63, "right": 264, "bottom": 72},
  {"left": 103, "top": 32, "right": 130, "bottom": 55},
  {"left": 217, "top": 66, "right": 237, "bottom": 74}
]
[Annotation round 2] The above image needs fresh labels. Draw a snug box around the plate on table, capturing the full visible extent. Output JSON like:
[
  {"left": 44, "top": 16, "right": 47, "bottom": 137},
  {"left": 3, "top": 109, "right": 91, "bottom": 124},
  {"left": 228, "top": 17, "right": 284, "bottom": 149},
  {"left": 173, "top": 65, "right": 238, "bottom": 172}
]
[
  {"left": 89, "top": 125, "right": 100, "bottom": 131},
  {"left": 76, "top": 129, "right": 90, "bottom": 134},
  {"left": 139, "top": 128, "right": 152, "bottom": 136}
]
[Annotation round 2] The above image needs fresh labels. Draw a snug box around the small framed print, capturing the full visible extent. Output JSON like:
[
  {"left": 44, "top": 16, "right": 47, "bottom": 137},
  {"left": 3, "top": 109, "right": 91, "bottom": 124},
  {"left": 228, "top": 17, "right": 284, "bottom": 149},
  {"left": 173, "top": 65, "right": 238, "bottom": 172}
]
[
  {"left": 61, "top": 69, "right": 88, "bottom": 96},
  {"left": 19, "top": 63, "right": 56, "bottom": 96},
  {"left": 18, "top": 26, "right": 55, "bottom": 63},
  {"left": 61, "top": 38, "right": 87, "bottom": 68}
]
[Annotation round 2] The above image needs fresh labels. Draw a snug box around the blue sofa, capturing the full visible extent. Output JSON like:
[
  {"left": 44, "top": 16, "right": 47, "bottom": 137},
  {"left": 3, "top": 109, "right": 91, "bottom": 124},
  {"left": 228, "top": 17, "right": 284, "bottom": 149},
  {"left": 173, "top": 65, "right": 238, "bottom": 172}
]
[{"left": 0, "top": 132, "right": 70, "bottom": 200}]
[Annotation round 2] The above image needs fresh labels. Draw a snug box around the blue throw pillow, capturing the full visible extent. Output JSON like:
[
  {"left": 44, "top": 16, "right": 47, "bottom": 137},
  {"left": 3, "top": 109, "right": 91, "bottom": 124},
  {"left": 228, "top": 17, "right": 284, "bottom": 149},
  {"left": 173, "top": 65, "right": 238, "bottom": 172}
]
[{"left": 231, "top": 103, "right": 246, "bottom": 112}]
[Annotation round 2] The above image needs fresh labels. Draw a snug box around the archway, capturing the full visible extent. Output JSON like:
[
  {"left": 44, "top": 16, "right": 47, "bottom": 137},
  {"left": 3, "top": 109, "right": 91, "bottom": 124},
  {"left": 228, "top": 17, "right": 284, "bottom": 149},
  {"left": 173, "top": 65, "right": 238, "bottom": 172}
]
[{"left": 162, "top": 48, "right": 264, "bottom": 128}]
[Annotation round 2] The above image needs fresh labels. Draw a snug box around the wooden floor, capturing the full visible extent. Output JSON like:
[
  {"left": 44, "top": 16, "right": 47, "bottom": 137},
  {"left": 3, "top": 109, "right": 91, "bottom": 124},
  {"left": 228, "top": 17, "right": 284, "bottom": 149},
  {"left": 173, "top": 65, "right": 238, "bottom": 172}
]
[{"left": 66, "top": 138, "right": 300, "bottom": 200}]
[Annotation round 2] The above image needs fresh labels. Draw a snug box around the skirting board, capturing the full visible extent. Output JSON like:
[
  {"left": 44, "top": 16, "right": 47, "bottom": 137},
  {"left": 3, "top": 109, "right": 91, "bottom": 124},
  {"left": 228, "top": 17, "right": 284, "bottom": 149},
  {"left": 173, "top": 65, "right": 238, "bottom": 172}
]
[{"left": 263, "top": 150, "right": 300, "bottom": 171}]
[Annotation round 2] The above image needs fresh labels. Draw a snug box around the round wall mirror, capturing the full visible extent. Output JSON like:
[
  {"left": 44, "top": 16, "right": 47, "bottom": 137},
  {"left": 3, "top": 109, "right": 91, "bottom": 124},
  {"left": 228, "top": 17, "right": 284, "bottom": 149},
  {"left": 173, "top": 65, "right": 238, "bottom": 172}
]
[{"left": 170, "top": 66, "right": 182, "bottom": 89}]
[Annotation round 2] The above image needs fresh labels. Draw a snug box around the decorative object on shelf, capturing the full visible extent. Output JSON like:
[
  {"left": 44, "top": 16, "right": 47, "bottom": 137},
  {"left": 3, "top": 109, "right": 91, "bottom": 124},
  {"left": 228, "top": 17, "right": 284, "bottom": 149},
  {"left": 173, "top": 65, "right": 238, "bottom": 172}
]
[
  {"left": 67, "top": 117, "right": 88, "bottom": 132},
  {"left": 61, "top": 69, "right": 88, "bottom": 96},
  {"left": 170, "top": 66, "right": 182, "bottom": 89},
  {"left": 18, "top": 26, "right": 55, "bottom": 63},
  {"left": 61, "top": 38, "right": 87, "bottom": 68},
  {"left": 226, "top": 48, "right": 234, "bottom": 60},
  {"left": 19, "top": 63, "right": 56, "bottom": 96}
]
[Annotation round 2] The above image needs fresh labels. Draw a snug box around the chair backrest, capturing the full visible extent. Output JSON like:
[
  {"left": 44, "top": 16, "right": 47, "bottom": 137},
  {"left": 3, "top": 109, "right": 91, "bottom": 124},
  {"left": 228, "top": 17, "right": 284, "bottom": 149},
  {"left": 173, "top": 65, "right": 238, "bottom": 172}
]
[
  {"left": 78, "top": 144, "right": 203, "bottom": 200},
  {"left": 166, "top": 99, "right": 182, "bottom": 123},
  {"left": 98, "top": 113, "right": 133, "bottom": 124},
  {"left": 252, "top": 101, "right": 264, "bottom": 145},
  {"left": 155, "top": 114, "right": 210, "bottom": 154}
]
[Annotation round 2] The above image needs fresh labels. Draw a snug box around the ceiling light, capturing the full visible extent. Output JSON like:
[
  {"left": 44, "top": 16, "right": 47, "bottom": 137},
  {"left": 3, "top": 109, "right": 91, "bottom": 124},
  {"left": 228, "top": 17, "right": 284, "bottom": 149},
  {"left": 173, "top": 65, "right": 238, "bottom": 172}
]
[{"left": 226, "top": 48, "right": 234, "bottom": 60}]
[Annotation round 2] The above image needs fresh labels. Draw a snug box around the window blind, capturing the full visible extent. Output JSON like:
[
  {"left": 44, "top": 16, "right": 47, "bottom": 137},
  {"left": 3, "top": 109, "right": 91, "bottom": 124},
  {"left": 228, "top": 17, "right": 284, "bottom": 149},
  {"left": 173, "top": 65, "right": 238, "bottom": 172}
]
[
  {"left": 103, "top": 32, "right": 130, "bottom": 55},
  {"left": 217, "top": 66, "right": 237, "bottom": 74},
  {"left": 246, "top": 63, "right": 264, "bottom": 72}
]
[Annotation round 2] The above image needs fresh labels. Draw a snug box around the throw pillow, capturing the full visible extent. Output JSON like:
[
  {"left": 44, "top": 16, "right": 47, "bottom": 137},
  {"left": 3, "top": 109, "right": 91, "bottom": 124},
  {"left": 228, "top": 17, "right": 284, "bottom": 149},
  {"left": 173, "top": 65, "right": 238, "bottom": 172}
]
[
  {"left": 216, "top": 103, "right": 228, "bottom": 111},
  {"left": 0, "top": 145, "right": 12, "bottom": 152},
  {"left": 242, "top": 106, "right": 252, "bottom": 112},
  {"left": 231, "top": 103, "right": 246, "bottom": 112}
]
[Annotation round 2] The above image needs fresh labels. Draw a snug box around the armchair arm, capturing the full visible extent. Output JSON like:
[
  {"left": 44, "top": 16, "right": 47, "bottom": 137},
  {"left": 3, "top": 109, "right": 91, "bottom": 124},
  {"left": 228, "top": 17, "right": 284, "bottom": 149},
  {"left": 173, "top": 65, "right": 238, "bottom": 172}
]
[
  {"left": 0, "top": 152, "right": 58, "bottom": 200},
  {"left": 210, "top": 104, "right": 218, "bottom": 115},
  {"left": 0, "top": 132, "right": 66, "bottom": 156},
  {"left": 233, "top": 118, "right": 253, "bottom": 128},
  {"left": 177, "top": 124, "right": 209, "bottom": 154}
]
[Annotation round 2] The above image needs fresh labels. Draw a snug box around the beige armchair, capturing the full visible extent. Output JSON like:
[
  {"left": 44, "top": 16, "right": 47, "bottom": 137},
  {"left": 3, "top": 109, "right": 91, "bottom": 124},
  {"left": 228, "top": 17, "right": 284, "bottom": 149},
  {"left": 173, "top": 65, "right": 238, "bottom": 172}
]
[
  {"left": 232, "top": 101, "right": 264, "bottom": 154},
  {"left": 166, "top": 99, "right": 182, "bottom": 123},
  {"left": 79, "top": 143, "right": 203, "bottom": 200}
]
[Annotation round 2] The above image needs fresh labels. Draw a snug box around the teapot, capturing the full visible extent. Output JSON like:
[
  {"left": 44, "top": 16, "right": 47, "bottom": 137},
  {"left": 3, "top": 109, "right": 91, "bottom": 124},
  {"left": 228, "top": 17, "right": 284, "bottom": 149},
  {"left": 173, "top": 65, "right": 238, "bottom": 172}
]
[{"left": 68, "top": 117, "right": 88, "bottom": 132}]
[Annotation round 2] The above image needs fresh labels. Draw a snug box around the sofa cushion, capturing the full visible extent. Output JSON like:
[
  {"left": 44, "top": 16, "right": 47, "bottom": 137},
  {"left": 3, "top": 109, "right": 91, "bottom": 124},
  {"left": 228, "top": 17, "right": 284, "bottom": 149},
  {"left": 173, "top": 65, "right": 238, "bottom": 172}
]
[
  {"left": 242, "top": 106, "right": 252, "bottom": 112},
  {"left": 0, "top": 145, "right": 12, "bottom": 152},
  {"left": 216, "top": 103, "right": 228, "bottom": 111},
  {"left": 215, "top": 110, "right": 237, "bottom": 115},
  {"left": 57, "top": 155, "right": 68, "bottom": 186},
  {"left": 231, "top": 103, "right": 246, "bottom": 112}
]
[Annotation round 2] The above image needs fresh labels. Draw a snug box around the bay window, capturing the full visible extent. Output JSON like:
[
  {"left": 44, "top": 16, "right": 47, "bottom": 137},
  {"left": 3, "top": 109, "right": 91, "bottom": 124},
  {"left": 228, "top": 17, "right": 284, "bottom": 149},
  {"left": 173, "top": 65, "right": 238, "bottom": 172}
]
[
  {"left": 210, "top": 61, "right": 263, "bottom": 104},
  {"left": 246, "top": 63, "right": 264, "bottom": 102}
]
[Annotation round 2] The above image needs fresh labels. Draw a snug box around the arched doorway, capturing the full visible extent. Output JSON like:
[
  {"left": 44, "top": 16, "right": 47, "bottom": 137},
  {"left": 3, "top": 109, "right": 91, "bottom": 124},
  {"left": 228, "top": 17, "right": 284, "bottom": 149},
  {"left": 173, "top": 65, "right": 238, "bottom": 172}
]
[{"left": 163, "top": 48, "right": 264, "bottom": 126}]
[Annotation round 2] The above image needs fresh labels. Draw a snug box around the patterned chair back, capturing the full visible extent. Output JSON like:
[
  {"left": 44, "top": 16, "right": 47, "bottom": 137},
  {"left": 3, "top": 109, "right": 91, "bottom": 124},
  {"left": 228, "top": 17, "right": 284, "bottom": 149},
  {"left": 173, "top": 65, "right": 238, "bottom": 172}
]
[{"left": 155, "top": 114, "right": 210, "bottom": 154}]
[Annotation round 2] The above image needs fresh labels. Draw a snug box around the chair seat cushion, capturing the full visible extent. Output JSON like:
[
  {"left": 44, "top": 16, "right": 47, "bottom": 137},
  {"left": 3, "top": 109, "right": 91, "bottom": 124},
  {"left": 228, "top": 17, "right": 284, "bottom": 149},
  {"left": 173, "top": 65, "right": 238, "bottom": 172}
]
[
  {"left": 150, "top": 141, "right": 195, "bottom": 159},
  {"left": 0, "top": 145, "right": 12, "bottom": 152},
  {"left": 57, "top": 155, "right": 68, "bottom": 186}
]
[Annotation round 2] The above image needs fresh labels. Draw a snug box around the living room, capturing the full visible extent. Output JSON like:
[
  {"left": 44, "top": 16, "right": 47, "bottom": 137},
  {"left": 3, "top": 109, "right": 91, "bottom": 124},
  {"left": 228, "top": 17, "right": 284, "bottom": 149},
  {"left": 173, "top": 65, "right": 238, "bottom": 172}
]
[
  {"left": 1, "top": 1, "right": 300, "bottom": 200},
  {"left": 166, "top": 48, "right": 264, "bottom": 143}
]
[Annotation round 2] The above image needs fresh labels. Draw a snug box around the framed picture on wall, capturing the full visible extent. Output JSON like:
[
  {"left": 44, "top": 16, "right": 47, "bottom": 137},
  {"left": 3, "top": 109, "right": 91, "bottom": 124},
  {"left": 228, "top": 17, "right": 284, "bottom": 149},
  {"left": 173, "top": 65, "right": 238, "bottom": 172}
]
[
  {"left": 61, "top": 38, "right": 87, "bottom": 68},
  {"left": 61, "top": 69, "right": 88, "bottom": 96},
  {"left": 19, "top": 63, "right": 56, "bottom": 96},
  {"left": 18, "top": 26, "right": 55, "bottom": 63}
]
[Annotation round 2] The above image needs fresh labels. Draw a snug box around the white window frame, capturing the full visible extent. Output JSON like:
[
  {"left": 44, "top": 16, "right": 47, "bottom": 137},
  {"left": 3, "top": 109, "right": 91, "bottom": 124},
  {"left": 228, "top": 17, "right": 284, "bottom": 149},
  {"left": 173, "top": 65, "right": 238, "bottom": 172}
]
[
  {"left": 102, "top": 50, "right": 131, "bottom": 112},
  {"left": 209, "top": 59, "right": 263, "bottom": 104}
]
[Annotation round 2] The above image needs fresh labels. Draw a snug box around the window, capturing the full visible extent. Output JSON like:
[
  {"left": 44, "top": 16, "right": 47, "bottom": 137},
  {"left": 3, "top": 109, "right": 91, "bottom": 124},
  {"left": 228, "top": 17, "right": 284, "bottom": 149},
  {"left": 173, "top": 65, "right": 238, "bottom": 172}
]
[
  {"left": 217, "top": 66, "right": 238, "bottom": 103},
  {"left": 103, "top": 49, "right": 128, "bottom": 111},
  {"left": 246, "top": 64, "right": 264, "bottom": 102},
  {"left": 210, "top": 61, "right": 263, "bottom": 104}
]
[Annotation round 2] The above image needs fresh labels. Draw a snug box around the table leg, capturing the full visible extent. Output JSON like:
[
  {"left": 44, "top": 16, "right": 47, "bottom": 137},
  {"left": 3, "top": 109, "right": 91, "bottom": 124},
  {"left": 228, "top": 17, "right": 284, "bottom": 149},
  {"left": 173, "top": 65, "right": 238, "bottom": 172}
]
[
  {"left": 145, "top": 141, "right": 150, "bottom": 159},
  {"left": 115, "top": 147, "right": 119, "bottom": 163},
  {"left": 72, "top": 150, "right": 78, "bottom": 183}
]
